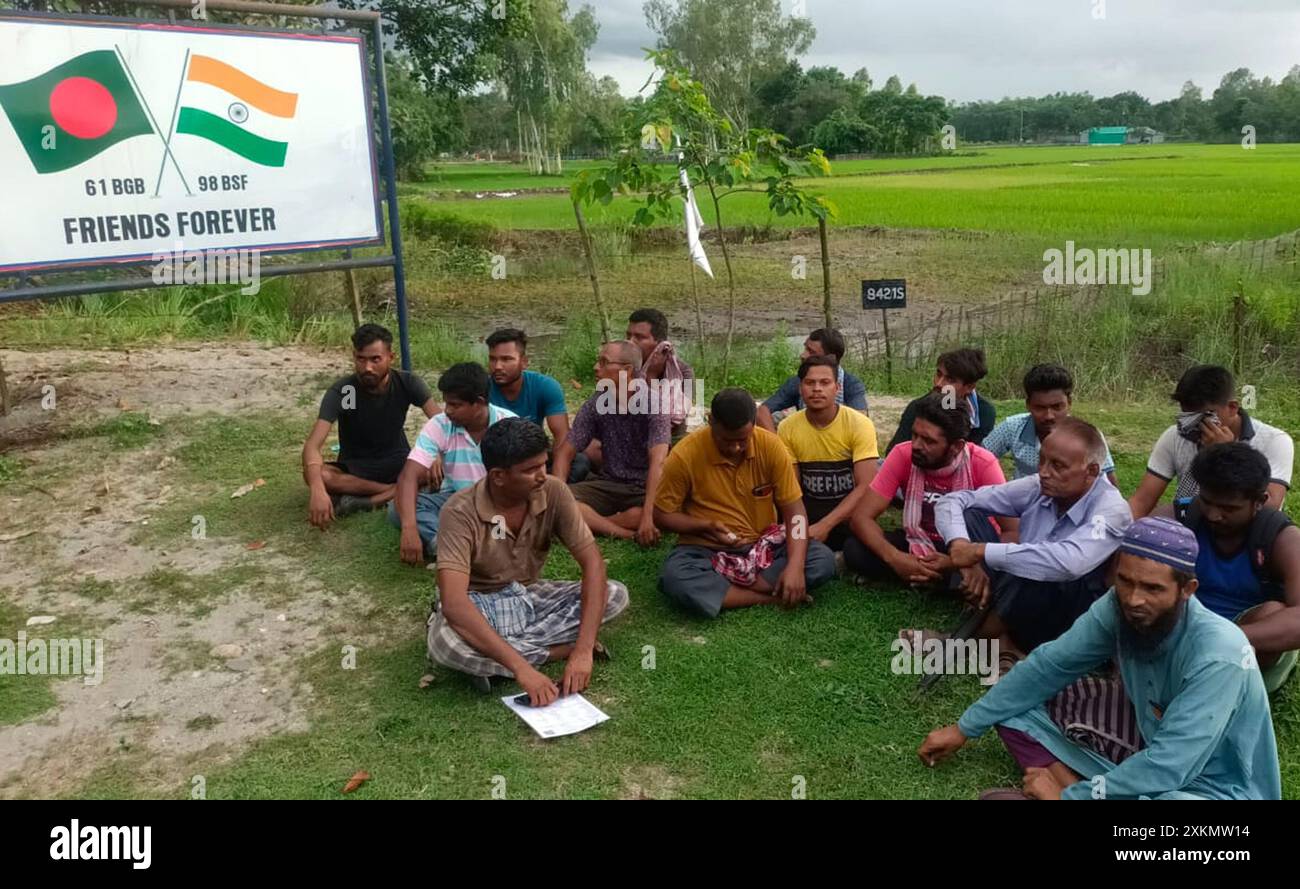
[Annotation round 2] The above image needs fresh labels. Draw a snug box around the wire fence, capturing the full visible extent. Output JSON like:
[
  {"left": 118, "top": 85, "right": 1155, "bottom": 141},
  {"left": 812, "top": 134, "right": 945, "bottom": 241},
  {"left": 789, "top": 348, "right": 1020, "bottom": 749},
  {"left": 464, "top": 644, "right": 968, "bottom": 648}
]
[{"left": 2, "top": 224, "right": 1297, "bottom": 407}]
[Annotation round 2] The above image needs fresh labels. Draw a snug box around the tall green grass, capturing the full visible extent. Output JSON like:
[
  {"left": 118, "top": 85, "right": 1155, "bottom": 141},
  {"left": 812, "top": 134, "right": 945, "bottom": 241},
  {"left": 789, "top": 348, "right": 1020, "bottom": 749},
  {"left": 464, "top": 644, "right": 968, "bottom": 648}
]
[
  {"left": 682, "top": 329, "right": 798, "bottom": 399},
  {"left": 10, "top": 245, "right": 1297, "bottom": 411},
  {"left": 851, "top": 252, "right": 1300, "bottom": 412},
  {"left": 3, "top": 277, "right": 336, "bottom": 346},
  {"left": 541, "top": 314, "right": 605, "bottom": 386}
]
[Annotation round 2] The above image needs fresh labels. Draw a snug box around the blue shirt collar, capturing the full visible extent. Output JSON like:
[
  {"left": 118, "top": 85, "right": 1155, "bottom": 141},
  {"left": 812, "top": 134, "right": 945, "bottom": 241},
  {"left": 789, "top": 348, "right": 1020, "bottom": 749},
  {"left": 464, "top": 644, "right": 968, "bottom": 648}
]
[{"left": 1036, "top": 473, "right": 1111, "bottom": 527}]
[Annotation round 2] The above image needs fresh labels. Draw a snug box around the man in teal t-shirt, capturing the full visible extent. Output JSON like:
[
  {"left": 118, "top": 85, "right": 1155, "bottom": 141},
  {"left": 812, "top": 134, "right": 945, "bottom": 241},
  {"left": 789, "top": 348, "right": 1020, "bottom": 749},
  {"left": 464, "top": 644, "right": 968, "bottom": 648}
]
[{"left": 485, "top": 327, "right": 588, "bottom": 481}]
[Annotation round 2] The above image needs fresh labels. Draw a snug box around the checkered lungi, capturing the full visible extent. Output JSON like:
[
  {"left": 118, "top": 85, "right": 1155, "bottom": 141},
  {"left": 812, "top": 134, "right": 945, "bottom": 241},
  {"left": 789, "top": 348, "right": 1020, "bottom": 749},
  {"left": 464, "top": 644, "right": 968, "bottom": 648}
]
[{"left": 427, "top": 579, "right": 629, "bottom": 678}]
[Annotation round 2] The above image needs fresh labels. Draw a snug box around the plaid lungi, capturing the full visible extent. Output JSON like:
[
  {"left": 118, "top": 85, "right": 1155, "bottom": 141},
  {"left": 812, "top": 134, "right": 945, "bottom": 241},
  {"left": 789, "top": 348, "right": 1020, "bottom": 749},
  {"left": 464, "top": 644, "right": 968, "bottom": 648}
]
[{"left": 427, "top": 579, "right": 629, "bottom": 678}]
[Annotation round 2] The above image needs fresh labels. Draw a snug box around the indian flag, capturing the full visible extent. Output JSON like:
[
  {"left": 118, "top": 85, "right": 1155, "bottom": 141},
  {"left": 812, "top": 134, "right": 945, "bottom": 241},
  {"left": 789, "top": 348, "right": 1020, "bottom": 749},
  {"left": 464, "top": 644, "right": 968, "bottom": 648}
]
[{"left": 175, "top": 54, "right": 296, "bottom": 167}]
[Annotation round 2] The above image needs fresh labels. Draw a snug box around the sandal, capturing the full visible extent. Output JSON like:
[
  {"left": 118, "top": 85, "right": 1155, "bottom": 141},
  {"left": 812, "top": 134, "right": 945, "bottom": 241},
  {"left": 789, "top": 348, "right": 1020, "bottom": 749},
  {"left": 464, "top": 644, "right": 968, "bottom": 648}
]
[
  {"left": 997, "top": 650, "right": 1023, "bottom": 680},
  {"left": 897, "top": 628, "right": 950, "bottom": 650}
]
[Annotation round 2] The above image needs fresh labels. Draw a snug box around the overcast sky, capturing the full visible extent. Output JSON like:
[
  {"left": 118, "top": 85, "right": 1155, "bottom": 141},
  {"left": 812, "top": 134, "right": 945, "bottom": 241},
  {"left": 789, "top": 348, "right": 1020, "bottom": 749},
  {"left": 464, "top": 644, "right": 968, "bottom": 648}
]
[{"left": 588, "top": 0, "right": 1300, "bottom": 102}]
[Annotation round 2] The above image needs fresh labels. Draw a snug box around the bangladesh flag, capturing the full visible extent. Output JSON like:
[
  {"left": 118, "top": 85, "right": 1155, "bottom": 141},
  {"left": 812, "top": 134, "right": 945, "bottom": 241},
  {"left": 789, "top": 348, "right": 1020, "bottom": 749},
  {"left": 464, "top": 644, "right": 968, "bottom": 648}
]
[
  {"left": 0, "top": 50, "right": 154, "bottom": 174},
  {"left": 175, "top": 54, "right": 296, "bottom": 167}
]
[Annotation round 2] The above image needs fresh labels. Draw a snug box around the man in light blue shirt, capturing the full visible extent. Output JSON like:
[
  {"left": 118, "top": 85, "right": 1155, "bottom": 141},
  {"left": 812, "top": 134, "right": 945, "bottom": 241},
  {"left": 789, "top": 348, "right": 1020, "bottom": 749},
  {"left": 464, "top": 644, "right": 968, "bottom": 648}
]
[
  {"left": 918, "top": 517, "right": 1281, "bottom": 800},
  {"left": 927, "top": 417, "right": 1131, "bottom": 653},
  {"left": 979, "top": 363, "right": 1118, "bottom": 484}
]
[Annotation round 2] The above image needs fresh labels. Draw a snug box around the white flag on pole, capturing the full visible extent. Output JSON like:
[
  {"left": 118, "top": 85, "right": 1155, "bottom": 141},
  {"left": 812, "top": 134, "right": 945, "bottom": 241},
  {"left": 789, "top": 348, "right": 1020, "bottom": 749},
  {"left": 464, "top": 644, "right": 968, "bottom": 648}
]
[{"left": 678, "top": 155, "right": 713, "bottom": 278}]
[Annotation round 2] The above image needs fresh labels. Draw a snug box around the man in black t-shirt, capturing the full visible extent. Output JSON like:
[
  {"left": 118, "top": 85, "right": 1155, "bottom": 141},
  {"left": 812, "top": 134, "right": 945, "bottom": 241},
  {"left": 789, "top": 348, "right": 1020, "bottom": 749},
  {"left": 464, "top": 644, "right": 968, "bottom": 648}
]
[{"left": 302, "top": 324, "right": 440, "bottom": 528}]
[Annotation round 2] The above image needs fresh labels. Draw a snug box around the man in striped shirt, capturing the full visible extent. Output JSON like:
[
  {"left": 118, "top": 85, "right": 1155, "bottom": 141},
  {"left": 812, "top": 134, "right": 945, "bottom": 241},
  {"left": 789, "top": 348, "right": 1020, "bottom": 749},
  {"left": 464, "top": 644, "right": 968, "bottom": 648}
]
[{"left": 390, "top": 363, "right": 515, "bottom": 564}]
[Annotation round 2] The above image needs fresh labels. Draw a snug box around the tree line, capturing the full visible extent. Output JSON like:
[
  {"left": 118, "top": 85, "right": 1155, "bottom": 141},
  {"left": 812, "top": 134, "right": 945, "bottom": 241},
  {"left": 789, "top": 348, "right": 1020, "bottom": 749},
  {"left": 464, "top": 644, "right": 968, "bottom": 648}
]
[
  {"left": 10, "top": 0, "right": 1299, "bottom": 177},
  {"left": 434, "top": 0, "right": 1300, "bottom": 172}
]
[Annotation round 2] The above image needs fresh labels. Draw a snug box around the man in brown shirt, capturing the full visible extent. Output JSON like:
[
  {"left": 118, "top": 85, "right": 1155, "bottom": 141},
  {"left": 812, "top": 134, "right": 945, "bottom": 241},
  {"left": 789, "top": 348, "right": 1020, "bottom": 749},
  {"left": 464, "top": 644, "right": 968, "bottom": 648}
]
[{"left": 428, "top": 418, "right": 629, "bottom": 704}]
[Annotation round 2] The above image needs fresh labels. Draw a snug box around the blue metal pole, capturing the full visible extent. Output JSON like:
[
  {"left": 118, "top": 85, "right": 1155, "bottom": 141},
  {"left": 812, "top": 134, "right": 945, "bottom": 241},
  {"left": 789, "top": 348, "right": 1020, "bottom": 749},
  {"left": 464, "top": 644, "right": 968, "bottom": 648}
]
[{"left": 370, "top": 18, "right": 412, "bottom": 372}]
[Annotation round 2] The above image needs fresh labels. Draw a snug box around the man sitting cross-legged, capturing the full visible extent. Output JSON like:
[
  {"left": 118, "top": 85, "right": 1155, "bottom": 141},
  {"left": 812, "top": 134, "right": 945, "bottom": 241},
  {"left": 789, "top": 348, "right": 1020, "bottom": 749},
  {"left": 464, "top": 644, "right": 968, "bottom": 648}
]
[
  {"left": 551, "top": 340, "right": 669, "bottom": 546},
  {"left": 655, "top": 388, "right": 836, "bottom": 617},
  {"left": 777, "top": 354, "right": 880, "bottom": 551},
  {"left": 389, "top": 362, "right": 515, "bottom": 564},
  {"left": 918, "top": 518, "right": 1282, "bottom": 800},
  {"left": 1162, "top": 443, "right": 1300, "bottom": 694},
  {"left": 917, "top": 418, "right": 1132, "bottom": 659},
  {"left": 843, "top": 392, "right": 1006, "bottom": 588},
  {"left": 1129, "top": 364, "right": 1293, "bottom": 517},
  {"left": 302, "top": 323, "right": 439, "bottom": 528},
  {"left": 427, "top": 418, "right": 629, "bottom": 702}
]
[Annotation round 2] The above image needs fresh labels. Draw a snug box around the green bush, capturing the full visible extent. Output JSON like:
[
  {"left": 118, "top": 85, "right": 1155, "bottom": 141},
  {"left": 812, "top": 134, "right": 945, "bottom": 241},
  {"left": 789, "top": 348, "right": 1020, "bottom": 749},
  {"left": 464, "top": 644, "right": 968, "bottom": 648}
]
[
  {"left": 401, "top": 201, "right": 498, "bottom": 249},
  {"left": 544, "top": 315, "right": 604, "bottom": 387}
]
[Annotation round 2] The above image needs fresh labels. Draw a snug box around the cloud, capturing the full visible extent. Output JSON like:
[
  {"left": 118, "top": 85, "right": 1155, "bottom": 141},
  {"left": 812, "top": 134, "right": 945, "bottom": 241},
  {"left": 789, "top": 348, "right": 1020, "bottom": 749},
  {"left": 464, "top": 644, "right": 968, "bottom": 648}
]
[{"left": 587, "top": 0, "right": 1300, "bottom": 101}]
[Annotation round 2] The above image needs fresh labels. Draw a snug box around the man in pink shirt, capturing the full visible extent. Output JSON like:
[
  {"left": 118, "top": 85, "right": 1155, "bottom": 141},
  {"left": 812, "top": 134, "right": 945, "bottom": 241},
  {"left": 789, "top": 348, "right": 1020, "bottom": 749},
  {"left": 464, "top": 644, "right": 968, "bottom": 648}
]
[{"left": 845, "top": 391, "right": 1007, "bottom": 585}]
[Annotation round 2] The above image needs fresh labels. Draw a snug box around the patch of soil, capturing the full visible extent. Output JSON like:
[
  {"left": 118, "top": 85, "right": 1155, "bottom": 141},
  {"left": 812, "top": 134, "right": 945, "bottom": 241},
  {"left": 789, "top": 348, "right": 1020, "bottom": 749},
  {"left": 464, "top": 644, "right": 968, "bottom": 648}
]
[
  {"left": 619, "top": 764, "right": 685, "bottom": 800},
  {"left": 0, "top": 344, "right": 367, "bottom": 797},
  {"left": 0, "top": 344, "right": 342, "bottom": 450}
]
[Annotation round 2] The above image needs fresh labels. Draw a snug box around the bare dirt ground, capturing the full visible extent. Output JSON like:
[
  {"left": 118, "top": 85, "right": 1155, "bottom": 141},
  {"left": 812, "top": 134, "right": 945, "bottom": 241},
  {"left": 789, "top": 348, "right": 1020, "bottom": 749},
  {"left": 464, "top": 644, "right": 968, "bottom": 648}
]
[
  {"left": 0, "top": 345, "right": 352, "bottom": 797},
  {"left": 0, "top": 343, "right": 910, "bottom": 798},
  {"left": 0, "top": 344, "right": 339, "bottom": 445}
]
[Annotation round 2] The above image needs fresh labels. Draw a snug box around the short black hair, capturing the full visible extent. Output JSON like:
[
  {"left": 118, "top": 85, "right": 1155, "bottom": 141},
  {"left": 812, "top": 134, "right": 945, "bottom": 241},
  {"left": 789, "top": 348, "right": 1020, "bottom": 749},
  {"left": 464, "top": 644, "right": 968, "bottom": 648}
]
[
  {"left": 1191, "top": 442, "right": 1270, "bottom": 501},
  {"left": 710, "top": 388, "right": 757, "bottom": 430},
  {"left": 808, "top": 328, "right": 846, "bottom": 362},
  {"left": 912, "top": 390, "right": 971, "bottom": 444},
  {"left": 797, "top": 354, "right": 840, "bottom": 380},
  {"left": 938, "top": 348, "right": 987, "bottom": 385},
  {"left": 1172, "top": 568, "right": 1196, "bottom": 588},
  {"left": 1172, "top": 364, "right": 1234, "bottom": 409},
  {"left": 1024, "top": 363, "right": 1073, "bottom": 399},
  {"left": 352, "top": 323, "right": 393, "bottom": 351},
  {"left": 481, "top": 417, "right": 550, "bottom": 472},
  {"left": 485, "top": 328, "right": 527, "bottom": 352},
  {"left": 437, "top": 362, "right": 490, "bottom": 403},
  {"left": 628, "top": 308, "right": 668, "bottom": 342}
]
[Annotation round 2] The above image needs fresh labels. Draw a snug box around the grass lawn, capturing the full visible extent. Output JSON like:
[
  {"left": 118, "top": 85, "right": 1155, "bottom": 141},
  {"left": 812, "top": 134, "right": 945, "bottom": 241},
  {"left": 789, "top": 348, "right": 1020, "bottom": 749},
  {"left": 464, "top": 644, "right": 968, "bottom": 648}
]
[{"left": 47, "top": 393, "right": 1300, "bottom": 800}]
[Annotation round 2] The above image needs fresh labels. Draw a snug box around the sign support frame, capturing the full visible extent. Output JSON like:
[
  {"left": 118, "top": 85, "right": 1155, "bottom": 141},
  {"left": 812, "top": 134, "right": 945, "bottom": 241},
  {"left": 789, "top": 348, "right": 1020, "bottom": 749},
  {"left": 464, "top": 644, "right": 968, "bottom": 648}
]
[{"left": 0, "top": 1, "right": 415, "bottom": 371}]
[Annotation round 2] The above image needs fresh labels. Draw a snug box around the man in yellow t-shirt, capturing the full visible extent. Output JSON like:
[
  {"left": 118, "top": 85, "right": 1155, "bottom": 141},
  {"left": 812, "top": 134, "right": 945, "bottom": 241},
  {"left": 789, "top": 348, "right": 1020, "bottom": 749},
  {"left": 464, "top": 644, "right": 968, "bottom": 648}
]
[
  {"left": 777, "top": 355, "right": 880, "bottom": 551},
  {"left": 654, "top": 388, "right": 837, "bottom": 617}
]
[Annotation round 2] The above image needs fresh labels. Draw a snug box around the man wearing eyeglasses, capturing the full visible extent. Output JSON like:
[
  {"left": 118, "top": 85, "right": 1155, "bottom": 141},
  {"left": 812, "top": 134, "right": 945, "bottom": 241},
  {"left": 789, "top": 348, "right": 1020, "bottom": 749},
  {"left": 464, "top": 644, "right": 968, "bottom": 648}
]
[{"left": 552, "top": 340, "right": 670, "bottom": 547}]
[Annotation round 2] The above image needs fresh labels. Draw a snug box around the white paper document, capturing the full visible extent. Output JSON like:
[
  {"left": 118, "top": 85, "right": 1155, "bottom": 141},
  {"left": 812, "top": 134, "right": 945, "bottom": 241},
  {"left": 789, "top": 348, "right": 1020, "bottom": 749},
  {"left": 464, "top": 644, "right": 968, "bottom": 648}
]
[{"left": 502, "top": 693, "right": 610, "bottom": 739}]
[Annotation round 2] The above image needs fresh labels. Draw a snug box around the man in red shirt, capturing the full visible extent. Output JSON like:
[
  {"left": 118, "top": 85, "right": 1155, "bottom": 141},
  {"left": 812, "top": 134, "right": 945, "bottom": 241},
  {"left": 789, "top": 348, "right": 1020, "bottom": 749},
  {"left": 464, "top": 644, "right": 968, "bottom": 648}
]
[{"left": 845, "top": 391, "right": 1007, "bottom": 586}]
